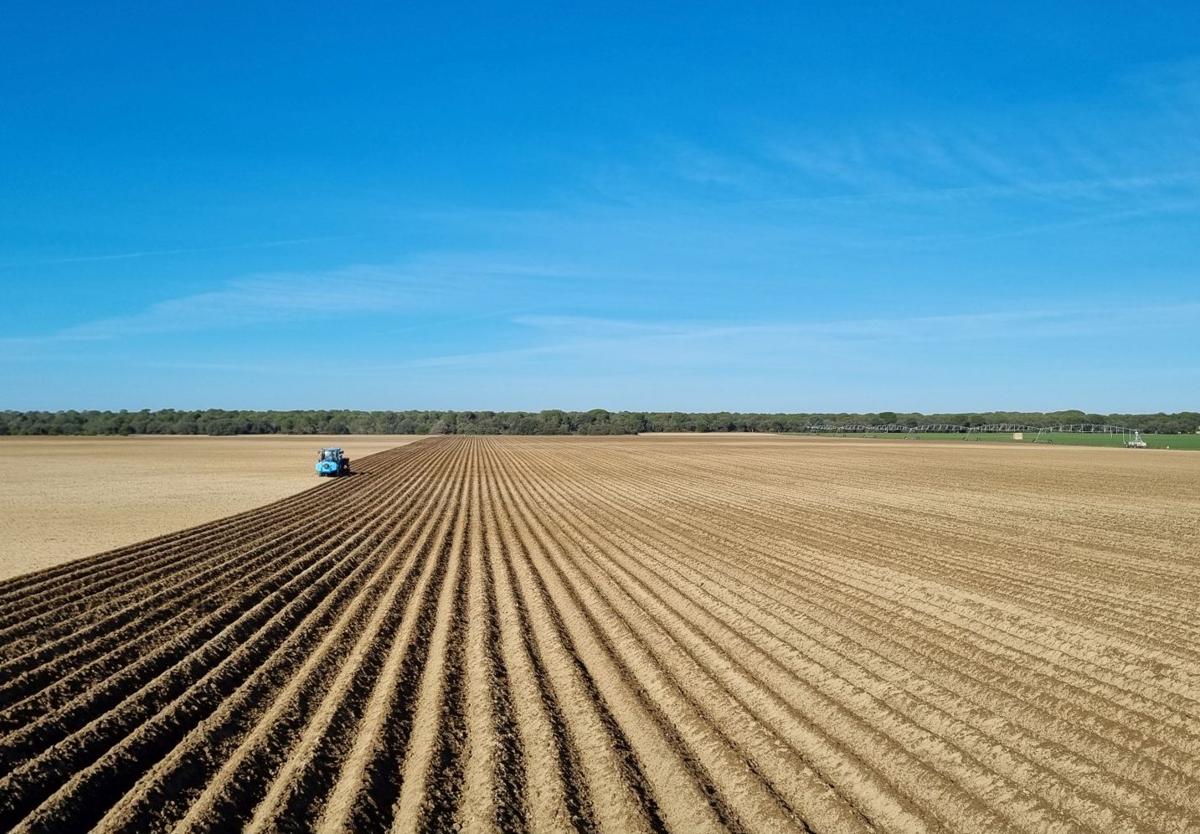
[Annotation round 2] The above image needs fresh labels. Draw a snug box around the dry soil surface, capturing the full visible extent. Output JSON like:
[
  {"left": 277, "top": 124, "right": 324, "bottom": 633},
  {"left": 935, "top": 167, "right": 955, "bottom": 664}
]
[
  {"left": 0, "top": 435, "right": 420, "bottom": 580},
  {"left": 0, "top": 435, "right": 1198, "bottom": 833}
]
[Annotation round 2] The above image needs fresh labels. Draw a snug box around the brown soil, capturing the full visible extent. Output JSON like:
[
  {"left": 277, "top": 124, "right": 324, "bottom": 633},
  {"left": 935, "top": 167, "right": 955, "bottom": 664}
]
[{"left": 0, "top": 435, "right": 1197, "bottom": 833}]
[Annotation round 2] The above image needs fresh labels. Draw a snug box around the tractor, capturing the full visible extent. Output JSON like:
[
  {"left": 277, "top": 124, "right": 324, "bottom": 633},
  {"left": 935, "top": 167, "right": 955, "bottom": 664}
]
[{"left": 315, "top": 447, "right": 351, "bottom": 477}]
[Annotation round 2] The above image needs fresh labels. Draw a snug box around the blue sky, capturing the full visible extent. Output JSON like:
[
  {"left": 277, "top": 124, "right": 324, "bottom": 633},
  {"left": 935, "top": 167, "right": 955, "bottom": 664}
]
[{"left": 3, "top": 3, "right": 1198, "bottom": 412}]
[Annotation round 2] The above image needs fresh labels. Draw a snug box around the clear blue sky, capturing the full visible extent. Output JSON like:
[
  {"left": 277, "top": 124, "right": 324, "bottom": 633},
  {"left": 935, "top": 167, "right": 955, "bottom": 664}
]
[{"left": 3, "top": 3, "right": 1198, "bottom": 412}]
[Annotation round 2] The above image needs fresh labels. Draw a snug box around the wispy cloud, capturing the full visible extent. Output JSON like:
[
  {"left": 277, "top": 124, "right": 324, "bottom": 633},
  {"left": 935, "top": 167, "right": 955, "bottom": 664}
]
[
  {"left": 2, "top": 253, "right": 597, "bottom": 352},
  {"left": 602, "top": 60, "right": 1200, "bottom": 232},
  {"left": 801, "top": 89, "right": 1192, "bottom": 209},
  {"left": 384, "top": 303, "right": 1200, "bottom": 372},
  {"left": 532, "top": 304, "right": 1199, "bottom": 342},
  {"left": 54, "top": 265, "right": 439, "bottom": 341},
  {"left": 0, "top": 236, "right": 354, "bottom": 269}
]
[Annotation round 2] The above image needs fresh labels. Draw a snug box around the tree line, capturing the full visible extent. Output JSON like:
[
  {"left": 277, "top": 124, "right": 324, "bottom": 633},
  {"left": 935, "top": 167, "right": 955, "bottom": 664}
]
[{"left": 1, "top": 409, "right": 1197, "bottom": 436}]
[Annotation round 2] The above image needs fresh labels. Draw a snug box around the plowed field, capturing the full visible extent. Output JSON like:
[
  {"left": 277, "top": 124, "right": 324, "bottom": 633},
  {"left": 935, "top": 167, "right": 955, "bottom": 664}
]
[{"left": 2, "top": 435, "right": 1198, "bottom": 833}]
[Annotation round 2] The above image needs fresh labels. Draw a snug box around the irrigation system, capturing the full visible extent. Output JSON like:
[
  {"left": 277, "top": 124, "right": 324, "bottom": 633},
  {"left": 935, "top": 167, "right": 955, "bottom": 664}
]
[{"left": 802, "top": 423, "right": 1148, "bottom": 446}]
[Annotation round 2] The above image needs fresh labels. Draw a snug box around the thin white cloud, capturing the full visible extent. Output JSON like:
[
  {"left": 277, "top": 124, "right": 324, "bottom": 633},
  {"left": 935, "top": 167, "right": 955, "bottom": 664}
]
[
  {"left": 17, "top": 254, "right": 577, "bottom": 347},
  {"left": 0, "top": 236, "right": 354, "bottom": 269},
  {"left": 54, "top": 265, "right": 442, "bottom": 341},
  {"left": 381, "top": 303, "right": 1200, "bottom": 373},
  {"left": 745, "top": 62, "right": 1200, "bottom": 218}
]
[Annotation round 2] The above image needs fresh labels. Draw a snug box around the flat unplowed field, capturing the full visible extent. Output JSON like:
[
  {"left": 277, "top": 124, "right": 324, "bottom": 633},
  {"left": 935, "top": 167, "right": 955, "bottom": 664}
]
[
  {"left": 0, "top": 435, "right": 422, "bottom": 580},
  {"left": 1, "top": 435, "right": 1198, "bottom": 833}
]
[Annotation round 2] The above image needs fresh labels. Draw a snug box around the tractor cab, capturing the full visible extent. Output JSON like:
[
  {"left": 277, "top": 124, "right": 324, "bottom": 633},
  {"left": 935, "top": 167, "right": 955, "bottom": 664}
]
[{"left": 315, "top": 447, "right": 351, "bottom": 477}]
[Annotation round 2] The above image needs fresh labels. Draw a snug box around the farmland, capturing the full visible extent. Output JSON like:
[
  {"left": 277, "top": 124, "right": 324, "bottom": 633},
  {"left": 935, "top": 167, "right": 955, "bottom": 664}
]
[{"left": 1, "top": 434, "right": 1198, "bottom": 832}]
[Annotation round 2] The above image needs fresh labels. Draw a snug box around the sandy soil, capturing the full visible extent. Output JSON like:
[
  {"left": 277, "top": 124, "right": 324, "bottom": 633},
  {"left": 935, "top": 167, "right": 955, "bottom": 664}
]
[
  {"left": 0, "top": 435, "right": 420, "bottom": 580},
  {"left": 1, "top": 435, "right": 1198, "bottom": 832}
]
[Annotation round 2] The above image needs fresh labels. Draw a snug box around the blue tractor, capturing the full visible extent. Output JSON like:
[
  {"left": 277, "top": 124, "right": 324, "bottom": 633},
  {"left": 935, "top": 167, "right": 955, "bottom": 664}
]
[{"left": 315, "top": 447, "right": 351, "bottom": 477}]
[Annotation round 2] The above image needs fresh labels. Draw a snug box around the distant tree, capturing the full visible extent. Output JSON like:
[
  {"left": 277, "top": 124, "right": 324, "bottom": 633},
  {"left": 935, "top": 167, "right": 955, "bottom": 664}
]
[{"left": 1, "top": 408, "right": 1197, "bottom": 437}]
